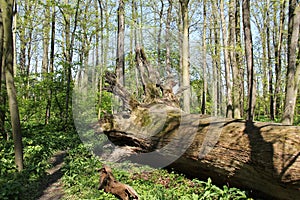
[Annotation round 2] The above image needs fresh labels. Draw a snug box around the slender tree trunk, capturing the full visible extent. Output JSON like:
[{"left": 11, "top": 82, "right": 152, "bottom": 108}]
[
  {"left": 97, "top": 0, "right": 103, "bottom": 119},
  {"left": 267, "top": 8, "right": 274, "bottom": 121},
  {"left": 179, "top": 0, "right": 190, "bottom": 113},
  {"left": 274, "top": 1, "right": 287, "bottom": 119},
  {"left": 211, "top": 0, "right": 222, "bottom": 116},
  {"left": 201, "top": 0, "right": 207, "bottom": 115},
  {"left": 236, "top": 0, "right": 244, "bottom": 118},
  {"left": 64, "top": 0, "right": 80, "bottom": 123},
  {"left": 282, "top": 1, "right": 300, "bottom": 125},
  {"left": 45, "top": 2, "right": 55, "bottom": 125},
  {"left": 1, "top": 0, "right": 23, "bottom": 171},
  {"left": 116, "top": 0, "right": 125, "bottom": 110},
  {"left": 210, "top": 5, "right": 218, "bottom": 116},
  {"left": 0, "top": 9, "right": 6, "bottom": 137},
  {"left": 229, "top": 0, "right": 241, "bottom": 119},
  {"left": 242, "top": 0, "right": 256, "bottom": 121},
  {"left": 157, "top": 0, "right": 164, "bottom": 69},
  {"left": 42, "top": 0, "right": 50, "bottom": 75},
  {"left": 220, "top": 0, "right": 232, "bottom": 118},
  {"left": 165, "top": 0, "right": 172, "bottom": 75}
]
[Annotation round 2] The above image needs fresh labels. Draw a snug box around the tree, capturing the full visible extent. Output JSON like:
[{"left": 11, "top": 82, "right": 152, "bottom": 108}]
[
  {"left": 179, "top": 0, "right": 190, "bottom": 113},
  {"left": 282, "top": 1, "right": 300, "bottom": 125},
  {"left": 274, "top": 0, "right": 287, "bottom": 120},
  {"left": 165, "top": 0, "right": 172, "bottom": 74},
  {"left": 229, "top": 0, "right": 241, "bottom": 119},
  {"left": 0, "top": 6, "right": 5, "bottom": 137},
  {"left": 201, "top": 0, "right": 207, "bottom": 115},
  {"left": 242, "top": 0, "right": 256, "bottom": 121},
  {"left": 220, "top": 0, "right": 233, "bottom": 118},
  {"left": 0, "top": 0, "right": 23, "bottom": 171},
  {"left": 116, "top": 0, "right": 125, "bottom": 110},
  {"left": 60, "top": 0, "right": 80, "bottom": 123},
  {"left": 45, "top": 0, "right": 56, "bottom": 125}
]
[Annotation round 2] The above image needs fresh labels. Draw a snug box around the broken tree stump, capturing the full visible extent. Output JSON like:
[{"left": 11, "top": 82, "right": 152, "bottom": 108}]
[{"left": 98, "top": 165, "right": 139, "bottom": 200}]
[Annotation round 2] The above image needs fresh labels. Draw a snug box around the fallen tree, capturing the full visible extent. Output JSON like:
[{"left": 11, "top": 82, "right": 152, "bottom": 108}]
[{"left": 94, "top": 47, "right": 300, "bottom": 200}]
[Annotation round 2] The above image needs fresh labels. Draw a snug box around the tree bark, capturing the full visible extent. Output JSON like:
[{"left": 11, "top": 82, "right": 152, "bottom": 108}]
[
  {"left": 116, "top": 0, "right": 125, "bottom": 110},
  {"left": 201, "top": 0, "right": 207, "bottom": 115},
  {"left": 242, "top": 0, "right": 256, "bottom": 121},
  {"left": 282, "top": 1, "right": 300, "bottom": 125},
  {"left": 229, "top": 0, "right": 241, "bottom": 119},
  {"left": 220, "top": 0, "right": 233, "bottom": 118},
  {"left": 179, "top": 0, "right": 190, "bottom": 113},
  {"left": 61, "top": 0, "right": 80, "bottom": 124},
  {"left": 1, "top": 0, "right": 23, "bottom": 171},
  {"left": 42, "top": 0, "right": 50, "bottom": 75},
  {"left": 165, "top": 0, "right": 172, "bottom": 75},
  {"left": 95, "top": 48, "right": 300, "bottom": 200},
  {"left": 235, "top": 0, "right": 244, "bottom": 118},
  {"left": 0, "top": 6, "right": 5, "bottom": 137},
  {"left": 274, "top": 0, "right": 287, "bottom": 119}
]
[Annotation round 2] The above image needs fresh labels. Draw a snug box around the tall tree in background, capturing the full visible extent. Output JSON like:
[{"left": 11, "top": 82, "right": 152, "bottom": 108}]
[
  {"left": 179, "top": 0, "right": 190, "bottom": 113},
  {"left": 45, "top": 1, "right": 55, "bottom": 124},
  {"left": 274, "top": 0, "right": 287, "bottom": 119},
  {"left": 165, "top": 0, "right": 172, "bottom": 74},
  {"left": 42, "top": 0, "right": 50, "bottom": 75},
  {"left": 157, "top": 0, "right": 164, "bottom": 69},
  {"left": 235, "top": 0, "right": 244, "bottom": 118},
  {"left": 220, "top": 0, "right": 233, "bottom": 118},
  {"left": 282, "top": 1, "right": 300, "bottom": 125},
  {"left": 61, "top": 0, "right": 80, "bottom": 123},
  {"left": 201, "top": 0, "right": 207, "bottom": 115},
  {"left": 0, "top": 0, "right": 23, "bottom": 171},
  {"left": 116, "top": 0, "right": 125, "bottom": 85},
  {"left": 229, "top": 0, "right": 241, "bottom": 119},
  {"left": 116, "top": 0, "right": 125, "bottom": 109},
  {"left": 0, "top": 7, "right": 5, "bottom": 136},
  {"left": 242, "top": 0, "right": 256, "bottom": 121}
]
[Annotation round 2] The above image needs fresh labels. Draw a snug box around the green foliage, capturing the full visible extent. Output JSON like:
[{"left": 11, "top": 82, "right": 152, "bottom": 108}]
[
  {"left": 62, "top": 144, "right": 252, "bottom": 200},
  {"left": 0, "top": 125, "right": 80, "bottom": 200}
]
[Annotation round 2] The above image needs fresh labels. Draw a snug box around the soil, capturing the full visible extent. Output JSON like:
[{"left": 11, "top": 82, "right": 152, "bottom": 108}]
[{"left": 37, "top": 150, "right": 67, "bottom": 200}]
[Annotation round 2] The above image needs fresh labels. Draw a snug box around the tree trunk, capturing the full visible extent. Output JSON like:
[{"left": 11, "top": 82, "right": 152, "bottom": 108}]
[
  {"left": 62, "top": 0, "right": 80, "bottom": 124},
  {"left": 165, "top": 0, "right": 172, "bottom": 74},
  {"left": 235, "top": 0, "right": 244, "bottom": 118},
  {"left": 157, "top": 0, "right": 164, "bottom": 70},
  {"left": 201, "top": 0, "right": 207, "bottom": 115},
  {"left": 282, "top": 1, "right": 300, "bottom": 125},
  {"left": 116, "top": 0, "right": 125, "bottom": 110},
  {"left": 267, "top": 7, "right": 274, "bottom": 121},
  {"left": 1, "top": 0, "right": 24, "bottom": 171},
  {"left": 229, "top": 0, "right": 240, "bottom": 119},
  {"left": 274, "top": 0, "right": 287, "bottom": 119},
  {"left": 179, "top": 0, "right": 190, "bottom": 113},
  {"left": 220, "top": 0, "right": 233, "bottom": 118},
  {"left": 0, "top": 7, "right": 5, "bottom": 137},
  {"left": 242, "top": 0, "right": 256, "bottom": 121},
  {"left": 42, "top": 0, "right": 50, "bottom": 75},
  {"left": 94, "top": 48, "right": 300, "bottom": 200}
]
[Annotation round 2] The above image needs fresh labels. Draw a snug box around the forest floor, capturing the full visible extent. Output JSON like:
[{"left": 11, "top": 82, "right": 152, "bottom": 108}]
[{"left": 37, "top": 150, "right": 67, "bottom": 200}]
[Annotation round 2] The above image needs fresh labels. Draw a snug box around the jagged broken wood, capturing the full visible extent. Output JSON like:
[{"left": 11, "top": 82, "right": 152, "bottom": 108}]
[
  {"left": 98, "top": 165, "right": 139, "bottom": 200},
  {"left": 95, "top": 47, "right": 300, "bottom": 200}
]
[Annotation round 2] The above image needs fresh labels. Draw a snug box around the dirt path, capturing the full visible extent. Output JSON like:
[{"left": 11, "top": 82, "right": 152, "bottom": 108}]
[{"left": 38, "top": 150, "right": 67, "bottom": 200}]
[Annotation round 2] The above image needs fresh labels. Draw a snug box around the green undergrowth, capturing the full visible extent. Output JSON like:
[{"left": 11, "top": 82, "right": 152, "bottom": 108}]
[
  {"left": 1, "top": 124, "right": 253, "bottom": 200},
  {"left": 62, "top": 144, "right": 252, "bottom": 200},
  {"left": 0, "top": 124, "right": 80, "bottom": 200}
]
